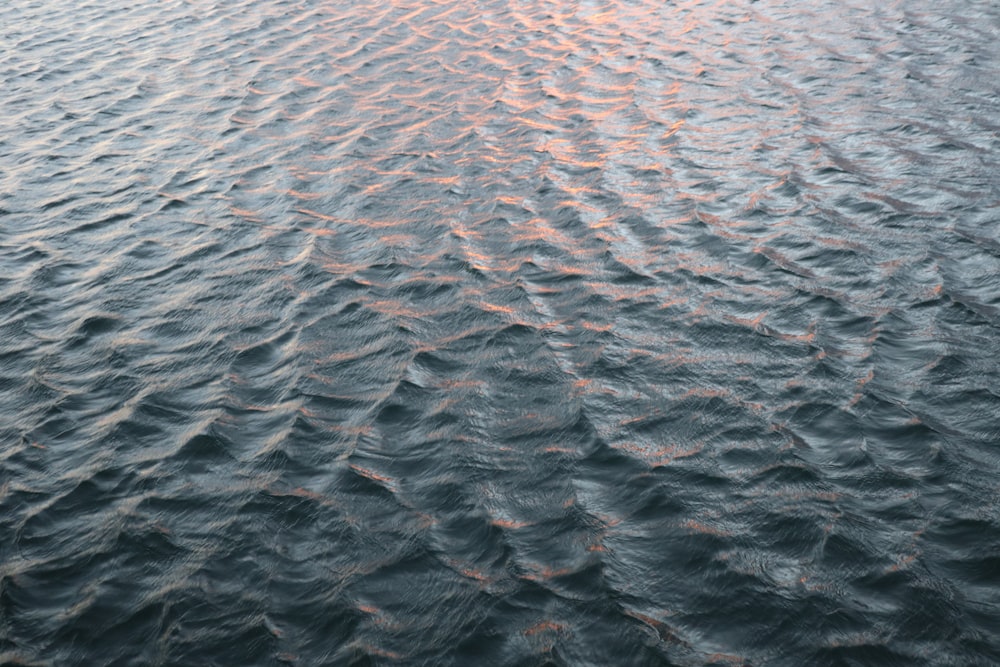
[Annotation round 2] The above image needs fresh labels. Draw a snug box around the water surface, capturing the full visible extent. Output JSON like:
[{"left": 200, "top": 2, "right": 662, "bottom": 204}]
[{"left": 2, "top": 0, "right": 1000, "bottom": 664}]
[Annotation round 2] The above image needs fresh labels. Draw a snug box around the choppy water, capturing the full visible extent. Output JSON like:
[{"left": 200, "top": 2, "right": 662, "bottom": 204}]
[{"left": 3, "top": 0, "right": 1000, "bottom": 664}]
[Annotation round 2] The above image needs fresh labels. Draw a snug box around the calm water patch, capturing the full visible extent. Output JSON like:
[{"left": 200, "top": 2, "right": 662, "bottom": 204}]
[{"left": 2, "top": 0, "right": 1000, "bottom": 664}]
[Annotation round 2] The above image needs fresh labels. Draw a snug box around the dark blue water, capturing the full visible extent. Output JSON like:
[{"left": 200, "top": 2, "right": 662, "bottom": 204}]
[{"left": 2, "top": 0, "right": 1000, "bottom": 664}]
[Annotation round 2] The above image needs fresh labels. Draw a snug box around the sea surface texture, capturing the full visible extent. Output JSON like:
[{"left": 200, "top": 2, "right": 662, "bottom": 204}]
[{"left": 2, "top": 0, "right": 999, "bottom": 664}]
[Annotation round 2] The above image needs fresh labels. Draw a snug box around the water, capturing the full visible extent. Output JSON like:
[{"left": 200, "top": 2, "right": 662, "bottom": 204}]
[{"left": 2, "top": 0, "right": 999, "bottom": 664}]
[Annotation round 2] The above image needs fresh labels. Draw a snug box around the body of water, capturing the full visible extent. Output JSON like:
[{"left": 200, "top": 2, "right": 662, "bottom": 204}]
[{"left": 2, "top": 0, "right": 999, "bottom": 664}]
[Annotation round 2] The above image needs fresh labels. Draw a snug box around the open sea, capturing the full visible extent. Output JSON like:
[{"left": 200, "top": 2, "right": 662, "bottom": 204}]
[{"left": 2, "top": 0, "right": 1000, "bottom": 664}]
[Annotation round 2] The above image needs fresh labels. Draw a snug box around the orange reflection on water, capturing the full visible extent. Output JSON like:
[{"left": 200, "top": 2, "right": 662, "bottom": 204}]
[
  {"left": 523, "top": 620, "right": 567, "bottom": 636},
  {"left": 680, "top": 518, "right": 732, "bottom": 538},
  {"left": 348, "top": 463, "right": 398, "bottom": 491}
]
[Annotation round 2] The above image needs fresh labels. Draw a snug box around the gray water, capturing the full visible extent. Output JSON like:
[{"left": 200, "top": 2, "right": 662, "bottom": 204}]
[{"left": 2, "top": 0, "right": 1000, "bottom": 665}]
